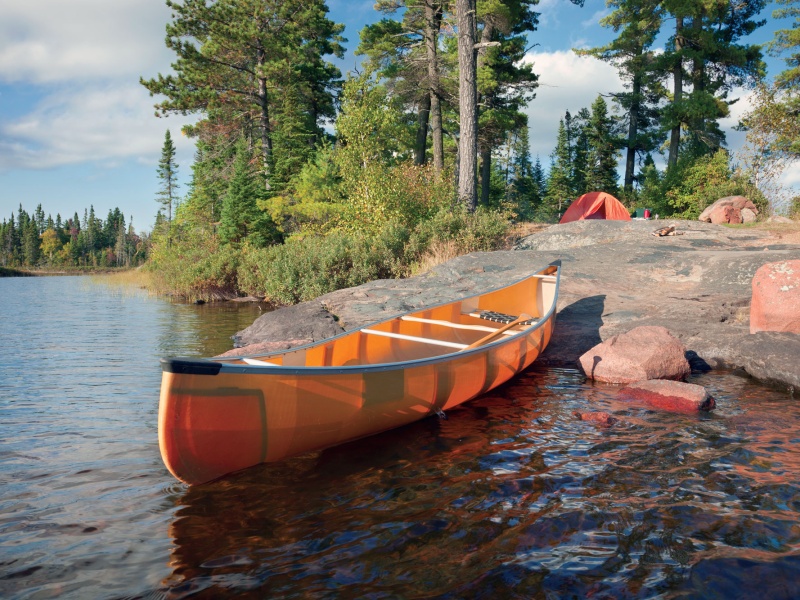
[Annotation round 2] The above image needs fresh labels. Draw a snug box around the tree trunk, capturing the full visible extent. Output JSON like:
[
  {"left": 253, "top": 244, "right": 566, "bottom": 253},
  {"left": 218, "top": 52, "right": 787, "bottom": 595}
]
[
  {"left": 668, "top": 16, "right": 683, "bottom": 170},
  {"left": 690, "top": 13, "right": 705, "bottom": 145},
  {"left": 624, "top": 72, "right": 641, "bottom": 192},
  {"left": 257, "top": 45, "right": 273, "bottom": 190},
  {"left": 480, "top": 146, "right": 491, "bottom": 206},
  {"left": 425, "top": 1, "right": 444, "bottom": 174},
  {"left": 457, "top": 0, "right": 478, "bottom": 211},
  {"left": 415, "top": 93, "right": 431, "bottom": 166},
  {"left": 477, "top": 21, "right": 495, "bottom": 207}
]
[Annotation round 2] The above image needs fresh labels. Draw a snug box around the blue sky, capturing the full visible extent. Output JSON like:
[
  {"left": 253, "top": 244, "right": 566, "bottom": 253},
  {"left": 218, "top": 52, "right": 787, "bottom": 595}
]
[{"left": 0, "top": 0, "right": 794, "bottom": 232}]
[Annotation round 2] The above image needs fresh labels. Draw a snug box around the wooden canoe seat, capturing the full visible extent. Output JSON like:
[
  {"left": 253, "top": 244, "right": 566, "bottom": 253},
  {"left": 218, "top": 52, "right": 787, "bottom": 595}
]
[
  {"left": 468, "top": 310, "right": 538, "bottom": 326},
  {"left": 400, "top": 315, "right": 518, "bottom": 336}
]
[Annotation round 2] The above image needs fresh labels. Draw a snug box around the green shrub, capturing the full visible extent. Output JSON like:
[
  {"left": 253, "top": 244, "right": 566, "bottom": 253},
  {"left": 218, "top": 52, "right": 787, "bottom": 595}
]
[
  {"left": 237, "top": 227, "right": 411, "bottom": 305},
  {"left": 147, "top": 238, "right": 239, "bottom": 301}
]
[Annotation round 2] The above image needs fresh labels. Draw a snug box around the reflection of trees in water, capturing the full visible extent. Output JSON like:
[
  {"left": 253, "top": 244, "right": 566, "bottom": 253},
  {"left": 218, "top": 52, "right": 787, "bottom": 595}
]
[
  {"left": 156, "top": 301, "right": 269, "bottom": 358},
  {"left": 163, "top": 368, "right": 800, "bottom": 598}
]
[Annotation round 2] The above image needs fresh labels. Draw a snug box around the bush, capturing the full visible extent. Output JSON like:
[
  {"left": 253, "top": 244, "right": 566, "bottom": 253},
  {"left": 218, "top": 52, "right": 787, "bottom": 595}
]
[
  {"left": 404, "top": 207, "right": 510, "bottom": 273},
  {"left": 638, "top": 150, "right": 771, "bottom": 219},
  {"left": 147, "top": 238, "right": 239, "bottom": 301},
  {"left": 237, "top": 227, "right": 411, "bottom": 305}
]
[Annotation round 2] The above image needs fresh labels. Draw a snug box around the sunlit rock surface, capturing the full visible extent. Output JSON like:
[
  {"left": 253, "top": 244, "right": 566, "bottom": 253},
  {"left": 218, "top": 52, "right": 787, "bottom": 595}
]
[{"left": 750, "top": 260, "right": 800, "bottom": 335}]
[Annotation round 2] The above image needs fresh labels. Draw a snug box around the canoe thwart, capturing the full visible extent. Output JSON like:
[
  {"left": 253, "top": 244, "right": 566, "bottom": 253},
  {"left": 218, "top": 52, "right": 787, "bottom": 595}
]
[
  {"left": 241, "top": 357, "right": 279, "bottom": 366},
  {"left": 361, "top": 328, "right": 469, "bottom": 349}
]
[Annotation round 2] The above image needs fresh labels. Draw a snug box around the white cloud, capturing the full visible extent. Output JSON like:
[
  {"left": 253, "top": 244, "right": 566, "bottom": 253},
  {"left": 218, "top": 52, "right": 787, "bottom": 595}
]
[
  {"left": 0, "top": 1, "right": 173, "bottom": 83},
  {"left": 0, "top": 82, "right": 195, "bottom": 171},
  {"left": 522, "top": 50, "right": 625, "bottom": 160}
]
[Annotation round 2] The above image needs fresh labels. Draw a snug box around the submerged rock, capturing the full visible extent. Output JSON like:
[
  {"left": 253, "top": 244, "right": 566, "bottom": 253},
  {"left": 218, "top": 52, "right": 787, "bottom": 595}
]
[
  {"left": 578, "top": 326, "right": 690, "bottom": 384},
  {"left": 750, "top": 260, "right": 800, "bottom": 334},
  {"left": 619, "top": 379, "right": 716, "bottom": 413},
  {"left": 573, "top": 411, "right": 617, "bottom": 426}
]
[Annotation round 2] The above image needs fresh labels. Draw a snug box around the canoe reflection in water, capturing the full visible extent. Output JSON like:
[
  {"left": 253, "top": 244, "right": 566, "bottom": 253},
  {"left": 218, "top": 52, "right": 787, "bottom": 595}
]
[{"left": 158, "top": 263, "right": 560, "bottom": 485}]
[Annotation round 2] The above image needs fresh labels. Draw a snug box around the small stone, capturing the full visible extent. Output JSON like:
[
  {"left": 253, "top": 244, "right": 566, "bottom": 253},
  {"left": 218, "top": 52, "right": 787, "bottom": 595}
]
[
  {"left": 573, "top": 411, "right": 617, "bottom": 426},
  {"left": 619, "top": 380, "right": 716, "bottom": 413},
  {"left": 750, "top": 260, "right": 800, "bottom": 334},
  {"left": 578, "top": 326, "right": 691, "bottom": 384}
]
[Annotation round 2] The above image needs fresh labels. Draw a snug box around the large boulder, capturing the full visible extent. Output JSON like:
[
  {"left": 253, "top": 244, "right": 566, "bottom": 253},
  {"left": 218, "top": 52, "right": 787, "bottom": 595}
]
[
  {"left": 698, "top": 196, "right": 759, "bottom": 224},
  {"left": 750, "top": 260, "right": 800, "bottom": 334},
  {"left": 619, "top": 380, "right": 716, "bottom": 413},
  {"left": 233, "top": 301, "right": 345, "bottom": 348},
  {"left": 578, "top": 325, "right": 690, "bottom": 384}
]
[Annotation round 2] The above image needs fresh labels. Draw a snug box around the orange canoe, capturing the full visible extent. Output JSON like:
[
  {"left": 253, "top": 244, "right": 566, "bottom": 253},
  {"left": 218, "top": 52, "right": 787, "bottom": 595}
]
[{"left": 159, "top": 263, "right": 560, "bottom": 485}]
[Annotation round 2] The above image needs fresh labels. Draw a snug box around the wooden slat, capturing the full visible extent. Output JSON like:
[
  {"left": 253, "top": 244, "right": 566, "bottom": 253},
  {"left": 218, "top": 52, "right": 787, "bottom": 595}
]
[
  {"left": 460, "top": 313, "right": 532, "bottom": 352},
  {"left": 361, "top": 328, "right": 468, "bottom": 349},
  {"left": 400, "top": 315, "right": 517, "bottom": 336}
]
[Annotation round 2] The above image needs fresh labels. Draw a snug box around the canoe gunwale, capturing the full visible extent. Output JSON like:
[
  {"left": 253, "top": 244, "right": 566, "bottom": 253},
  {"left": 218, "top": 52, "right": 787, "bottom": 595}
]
[{"left": 161, "top": 262, "right": 560, "bottom": 377}]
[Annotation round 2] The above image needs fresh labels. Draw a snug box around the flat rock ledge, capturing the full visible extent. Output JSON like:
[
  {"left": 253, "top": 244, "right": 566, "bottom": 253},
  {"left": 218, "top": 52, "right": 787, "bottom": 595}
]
[
  {"left": 619, "top": 380, "right": 716, "bottom": 413},
  {"left": 229, "top": 219, "right": 800, "bottom": 392}
]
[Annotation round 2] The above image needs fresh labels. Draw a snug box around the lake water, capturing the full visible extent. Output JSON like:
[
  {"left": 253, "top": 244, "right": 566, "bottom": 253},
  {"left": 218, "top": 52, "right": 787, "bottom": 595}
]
[{"left": 1, "top": 275, "right": 799, "bottom": 599}]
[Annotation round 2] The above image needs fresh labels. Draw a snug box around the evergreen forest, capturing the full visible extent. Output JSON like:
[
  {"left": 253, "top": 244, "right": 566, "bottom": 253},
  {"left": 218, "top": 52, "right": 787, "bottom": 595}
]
[
  {"left": 0, "top": 205, "right": 147, "bottom": 270},
  {"left": 4, "top": 0, "right": 799, "bottom": 297}
]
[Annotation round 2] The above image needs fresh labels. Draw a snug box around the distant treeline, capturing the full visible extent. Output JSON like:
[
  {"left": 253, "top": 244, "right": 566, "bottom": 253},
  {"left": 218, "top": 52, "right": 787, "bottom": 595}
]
[{"left": 0, "top": 204, "right": 148, "bottom": 269}]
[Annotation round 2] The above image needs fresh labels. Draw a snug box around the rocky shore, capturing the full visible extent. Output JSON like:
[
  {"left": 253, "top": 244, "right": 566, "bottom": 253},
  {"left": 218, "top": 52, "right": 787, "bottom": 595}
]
[{"left": 227, "top": 219, "right": 800, "bottom": 392}]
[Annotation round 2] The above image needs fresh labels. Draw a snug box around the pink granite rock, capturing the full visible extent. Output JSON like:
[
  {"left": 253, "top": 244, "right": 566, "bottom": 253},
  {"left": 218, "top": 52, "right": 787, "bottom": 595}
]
[
  {"left": 578, "top": 325, "right": 690, "bottom": 384},
  {"left": 619, "top": 380, "right": 716, "bottom": 413},
  {"left": 698, "top": 196, "right": 758, "bottom": 224},
  {"left": 573, "top": 411, "right": 617, "bottom": 426},
  {"left": 750, "top": 260, "right": 800, "bottom": 334}
]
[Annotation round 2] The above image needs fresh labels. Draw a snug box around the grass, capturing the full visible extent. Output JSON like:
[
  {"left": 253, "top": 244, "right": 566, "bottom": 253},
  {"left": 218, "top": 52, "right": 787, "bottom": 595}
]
[{"left": 96, "top": 268, "right": 153, "bottom": 289}]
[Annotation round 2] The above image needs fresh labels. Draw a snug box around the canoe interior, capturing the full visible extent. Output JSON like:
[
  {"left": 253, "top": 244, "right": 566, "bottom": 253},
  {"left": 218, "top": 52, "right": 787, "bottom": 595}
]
[{"left": 158, "top": 264, "right": 560, "bottom": 485}]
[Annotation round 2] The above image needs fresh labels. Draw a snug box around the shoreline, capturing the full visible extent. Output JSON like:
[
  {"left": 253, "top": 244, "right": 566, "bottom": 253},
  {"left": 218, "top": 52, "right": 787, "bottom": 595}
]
[{"left": 229, "top": 219, "right": 800, "bottom": 392}]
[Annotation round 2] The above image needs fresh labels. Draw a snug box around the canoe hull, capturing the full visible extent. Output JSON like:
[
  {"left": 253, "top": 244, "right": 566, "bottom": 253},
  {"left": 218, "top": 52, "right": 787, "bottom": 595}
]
[{"left": 159, "top": 265, "right": 559, "bottom": 485}]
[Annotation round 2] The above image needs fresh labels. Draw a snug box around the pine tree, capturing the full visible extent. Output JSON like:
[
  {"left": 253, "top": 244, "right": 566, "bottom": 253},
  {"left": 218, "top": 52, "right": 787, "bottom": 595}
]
[
  {"left": 768, "top": 0, "right": 800, "bottom": 89},
  {"left": 157, "top": 130, "right": 179, "bottom": 231},
  {"left": 577, "top": 0, "right": 664, "bottom": 192},
  {"left": 141, "top": 0, "right": 345, "bottom": 192}
]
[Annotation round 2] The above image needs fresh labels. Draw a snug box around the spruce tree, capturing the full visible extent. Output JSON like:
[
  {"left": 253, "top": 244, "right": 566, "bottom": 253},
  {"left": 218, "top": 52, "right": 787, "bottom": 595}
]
[
  {"left": 544, "top": 119, "right": 574, "bottom": 219},
  {"left": 531, "top": 156, "right": 547, "bottom": 207},
  {"left": 218, "top": 141, "right": 277, "bottom": 247},
  {"left": 156, "top": 130, "right": 179, "bottom": 230},
  {"left": 584, "top": 96, "right": 620, "bottom": 194}
]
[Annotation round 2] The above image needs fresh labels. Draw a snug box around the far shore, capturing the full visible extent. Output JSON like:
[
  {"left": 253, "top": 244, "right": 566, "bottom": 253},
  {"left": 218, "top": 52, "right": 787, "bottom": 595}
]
[{"left": 0, "top": 266, "right": 135, "bottom": 277}]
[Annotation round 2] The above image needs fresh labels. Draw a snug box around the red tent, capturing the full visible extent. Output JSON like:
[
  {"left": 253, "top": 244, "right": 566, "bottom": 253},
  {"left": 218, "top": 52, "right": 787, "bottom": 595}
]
[{"left": 559, "top": 191, "right": 631, "bottom": 224}]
